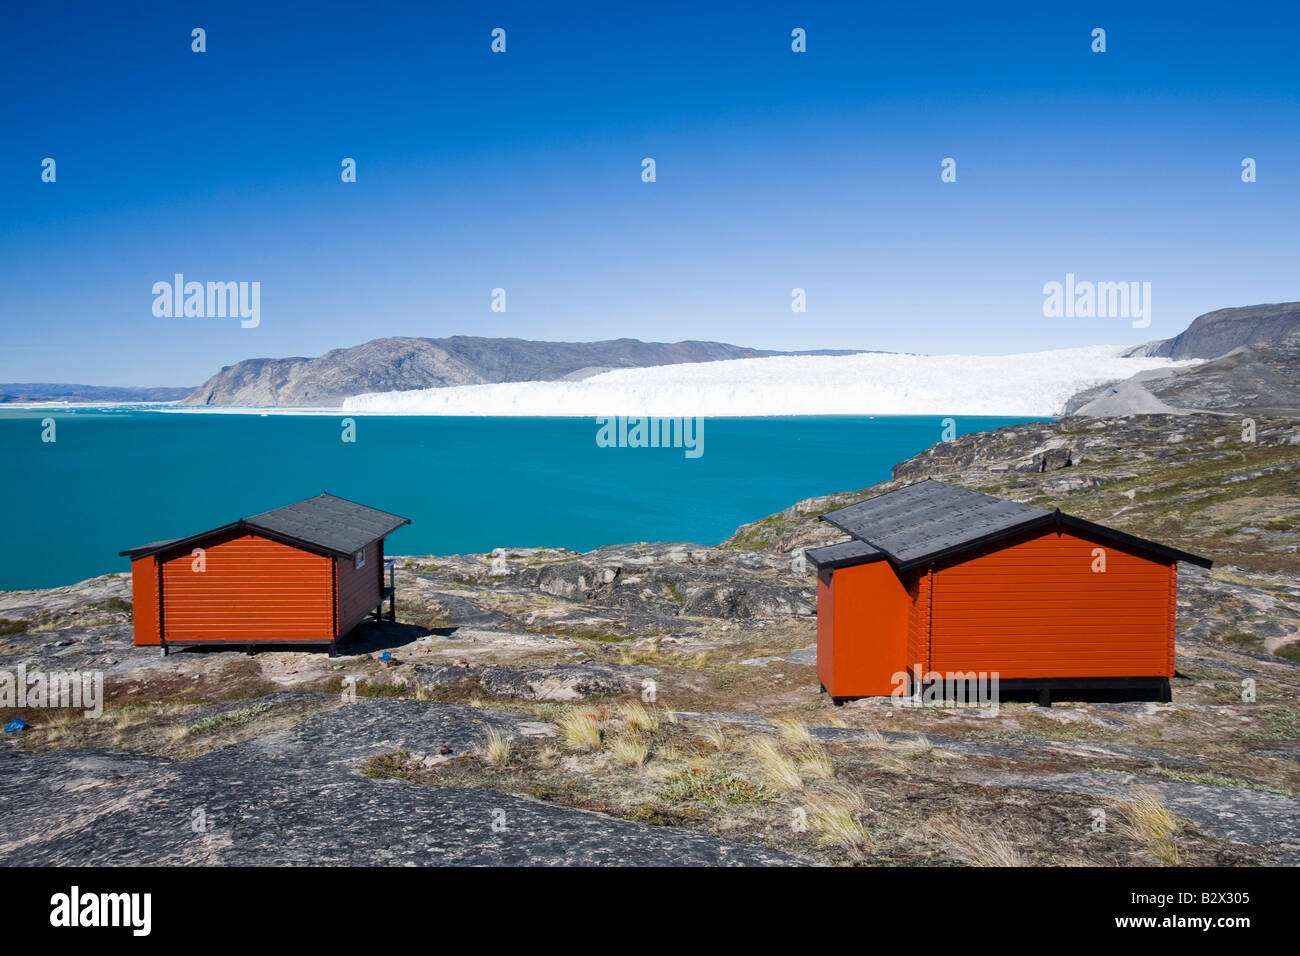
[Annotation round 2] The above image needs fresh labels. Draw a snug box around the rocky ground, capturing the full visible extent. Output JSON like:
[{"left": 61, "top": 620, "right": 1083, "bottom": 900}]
[
  {"left": 1068, "top": 345, "right": 1300, "bottom": 417},
  {"left": 1072, "top": 302, "right": 1300, "bottom": 416},
  {"left": 2, "top": 413, "right": 1297, "bottom": 866}
]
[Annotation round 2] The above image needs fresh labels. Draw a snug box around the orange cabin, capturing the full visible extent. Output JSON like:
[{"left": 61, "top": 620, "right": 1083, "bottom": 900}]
[
  {"left": 120, "top": 493, "right": 410, "bottom": 655},
  {"left": 805, "top": 480, "right": 1211, "bottom": 702}
]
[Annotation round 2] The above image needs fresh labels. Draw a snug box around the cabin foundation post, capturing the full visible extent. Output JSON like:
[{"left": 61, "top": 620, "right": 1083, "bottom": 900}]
[{"left": 1038, "top": 688, "right": 1052, "bottom": 708}]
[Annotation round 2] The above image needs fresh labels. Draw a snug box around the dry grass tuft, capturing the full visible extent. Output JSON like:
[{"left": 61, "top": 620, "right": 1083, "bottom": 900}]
[
  {"left": 558, "top": 709, "right": 603, "bottom": 750},
  {"left": 926, "top": 814, "right": 1026, "bottom": 867},
  {"left": 1117, "top": 787, "right": 1181, "bottom": 866},
  {"left": 804, "top": 784, "right": 872, "bottom": 859},
  {"left": 697, "top": 723, "right": 729, "bottom": 751},
  {"left": 655, "top": 743, "right": 684, "bottom": 764},
  {"left": 773, "top": 716, "right": 813, "bottom": 745},
  {"left": 749, "top": 736, "right": 804, "bottom": 791},
  {"left": 480, "top": 727, "right": 513, "bottom": 766},
  {"left": 795, "top": 743, "right": 834, "bottom": 780},
  {"left": 41, "top": 709, "right": 90, "bottom": 743},
  {"left": 902, "top": 733, "right": 933, "bottom": 756},
  {"left": 608, "top": 733, "right": 650, "bottom": 767},
  {"left": 616, "top": 702, "right": 661, "bottom": 733},
  {"left": 860, "top": 728, "right": 889, "bottom": 747}
]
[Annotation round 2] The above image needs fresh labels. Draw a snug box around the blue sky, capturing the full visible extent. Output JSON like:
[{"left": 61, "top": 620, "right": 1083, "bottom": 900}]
[{"left": 1, "top": 0, "right": 1297, "bottom": 385}]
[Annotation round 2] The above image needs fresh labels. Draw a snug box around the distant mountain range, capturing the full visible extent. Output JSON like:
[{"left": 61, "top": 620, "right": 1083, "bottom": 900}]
[
  {"left": 0, "top": 383, "right": 193, "bottom": 404},
  {"left": 1123, "top": 301, "right": 1300, "bottom": 359},
  {"left": 8, "top": 302, "right": 1297, "bottom": 413},
  {"left": 178, "top": 336, "right": 865, "bottom": 407}
]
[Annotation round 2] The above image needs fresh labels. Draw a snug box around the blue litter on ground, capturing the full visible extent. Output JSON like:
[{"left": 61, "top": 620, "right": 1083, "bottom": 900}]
[
  {"left": 380, "top": 651, "right": 391, "bottom": 662},
  {"left": 3, "top": 719, "right": 27, "bottom": 733}
]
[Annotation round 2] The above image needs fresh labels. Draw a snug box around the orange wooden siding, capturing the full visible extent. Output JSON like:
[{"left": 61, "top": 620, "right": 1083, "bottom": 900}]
[
  {"left": 815, "top": 569, "right": 835, "bottom": 692},
  {"left": 335, "top": 542, "right": 381, "bottom": 636},
  {"left": 1167, "top": 563, "right": 1177, "bottom": 673},
  {"left": 927, "top": 530, "right": 1174, "bottom": 679},
  {"left": 129, "top": 557, "right": 161, "bottom": 645},
  {"left": 907, "top": 570, "right": 931, "bottom": 676},
  {"left": 159, "top": 534, "right": 334, "bottom": 642},
  {"left": 818, "top": 561, "right": 912, "bottom": 697}
]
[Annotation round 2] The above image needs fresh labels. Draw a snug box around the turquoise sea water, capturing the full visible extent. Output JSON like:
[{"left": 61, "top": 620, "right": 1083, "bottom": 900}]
[{"left": 0, "top": 409, "right": 1045, "bottom": 590}]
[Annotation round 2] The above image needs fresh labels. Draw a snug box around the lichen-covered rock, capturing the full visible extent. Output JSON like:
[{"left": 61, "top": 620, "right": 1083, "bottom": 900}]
[
  {"left": 532, "top": 561, "right": 619, "bottom": 600},
  {"left": 411, "top": 661, "right": 479, "bottom": 690},
  {"left": 0, "top": 698, "right": 804, "bottom": 866},
  {"left": 680, "top": 584, "right": 814, "bottom": 620},
  {"left": 477, "top": 663, "right": 641, "bottom": 701}
]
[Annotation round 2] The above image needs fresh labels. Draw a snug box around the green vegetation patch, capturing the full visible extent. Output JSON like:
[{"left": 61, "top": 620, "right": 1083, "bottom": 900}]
[
  {"left": 361, "top": 749, "right": 412, "bottom": 780},
  {"left": 1146, "top": 766, "right": 1294, "bottom": 796},
  {"left": 186, "top": 701, "right": 272, "bottom": 737},
  {"left": 657, "top": 766, "right": 772, "bottom": 808},
  {"left": 1245, "top": 707, "right": 1300, "bottom": 741}
]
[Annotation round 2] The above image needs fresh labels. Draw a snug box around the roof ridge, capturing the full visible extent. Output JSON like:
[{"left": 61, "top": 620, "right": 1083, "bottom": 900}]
[{"left": 122, "top": 495, "right": 410, "bottom": 559}]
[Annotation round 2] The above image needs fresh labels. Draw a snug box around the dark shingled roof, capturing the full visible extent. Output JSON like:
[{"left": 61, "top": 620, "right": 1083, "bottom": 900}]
[
  {"left": 818, "top": 479, "right": 1212, "bottom": 571},
  {"left": 822, "top": 480, "right": 1050, "bottom": 568},
  {"left": 804, "top": 539, "right": 883, "bottom": 571},
  {"left": 120, "top": 494, "right": 410, "bottom": 559},
  {"left": 245, "top": 494, "right": 410, "bottom": 557}
]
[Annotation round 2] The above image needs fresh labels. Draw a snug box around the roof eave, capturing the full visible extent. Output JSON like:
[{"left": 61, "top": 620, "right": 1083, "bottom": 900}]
[
  {"left": 122, "top": 510, "right": 412, "bottom": 561},
  {"left": 118, "top": 521, "right": 246, "bottom": 559},
  {"left": 1056, "top": 513, "right": 1213, "bottom": 569},
  {"left": 817, "top": 484, "right": 1213, "bottom": 572},
  {"left": 806, "top": 551, "right": 889, "bottom": 572},
  {"left": 891, "top": 511, "right": 1215, "bottom": 572}
]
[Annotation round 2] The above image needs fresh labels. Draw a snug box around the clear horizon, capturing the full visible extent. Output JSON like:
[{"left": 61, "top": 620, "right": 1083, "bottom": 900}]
[{"left": 2, "top": 0, "right": 1297, "bottom": 386}]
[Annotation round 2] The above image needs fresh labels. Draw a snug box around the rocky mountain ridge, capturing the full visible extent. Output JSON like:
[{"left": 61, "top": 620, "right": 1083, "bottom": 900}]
[
  {"left": 1074, "top": 302, "right": 1300, "bottom": 416},
  {"left": 181, "top": 336, "right": 864, "bottom": 407},
  {"left": 0, "top": 383, "right": 193, "bottom": 404},
  {"left": 1131, "top": 301, "right": 1300, "bottom": 360}
]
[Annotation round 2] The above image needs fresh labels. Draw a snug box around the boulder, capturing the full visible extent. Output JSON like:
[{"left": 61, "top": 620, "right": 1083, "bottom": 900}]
[
  {"left": 680, "top": 584, "right": 814, "bottom": 620},
  {"left": 533, "top": 561, "right": 619, "bottom": 600},
  {"left": 411, "top": 661, "right": 479, "bottom": 690},
  {"left": 478, "top": 663, "right": 638, "bottom": 701}
]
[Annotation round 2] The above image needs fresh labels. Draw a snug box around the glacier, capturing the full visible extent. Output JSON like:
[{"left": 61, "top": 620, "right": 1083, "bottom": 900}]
[{"left": 340, "top": 345, "right": 1199, "bottom": 418}]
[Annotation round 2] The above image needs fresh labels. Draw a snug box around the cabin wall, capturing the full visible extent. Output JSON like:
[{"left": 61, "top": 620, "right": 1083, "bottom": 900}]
[
  {"left": 822, "top": 561, "right": 912, "bottom": 697},
  {"left": 1167, "top": 563, "right": 1178, "bottom": 677},
  {"left": 907, "top": 569, "right": 932, "bottom": 675},
  {"left": 928, "top": 529, "right": 1174, "bottom": 679},
  {"left": 129, "top": 556, "right": 161, "bottom": 646},
  {"left": 160, "top": 534, "right": 334, "bottom": 643},
  {"left": 335, "top": 540, "right": 382, "bottom": 637},
  {"left": 815, "top": 569, "right": 834, "bottom": 692}
]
